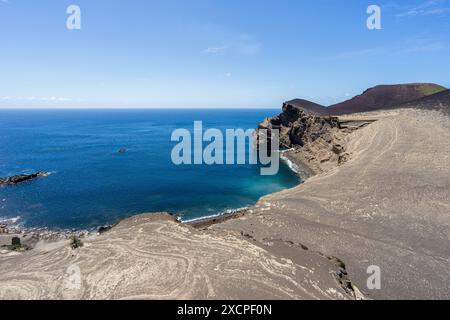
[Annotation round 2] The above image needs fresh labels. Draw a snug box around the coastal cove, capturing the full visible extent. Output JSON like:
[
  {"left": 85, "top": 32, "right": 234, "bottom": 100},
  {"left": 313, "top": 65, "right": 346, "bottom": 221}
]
[
  {"left": 0, "top": 109, "right": 300, "bottom": 230},
  {"left": 1, "top": 97, "right": 449, "bottom": 300},
  {"left": 2, "top": 0, "right": 450, "bottom": 302}
]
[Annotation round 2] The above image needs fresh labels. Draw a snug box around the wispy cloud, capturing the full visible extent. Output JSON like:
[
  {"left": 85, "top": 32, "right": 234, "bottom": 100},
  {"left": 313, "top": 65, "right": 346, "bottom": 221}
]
[
  {"left": 324, "top": 48, "right": 386, "bottom": 61},
  {"left": 1, "top": 96, "right": 73, "bottom": 102},
  {"left": 396, "top": 0, "right": 450, "bottom": 17},
  {"left": 203, "top": 34, "right": 261, "bottom": 56},
  {"left": 324, "top": 35, "right": 447, "bottom": 61},
  {"left": 203, "top": 46, "right": 228, "bottom": 54},
  {"left": 394, "top": 37, "right": 447, "bottom": 54}
]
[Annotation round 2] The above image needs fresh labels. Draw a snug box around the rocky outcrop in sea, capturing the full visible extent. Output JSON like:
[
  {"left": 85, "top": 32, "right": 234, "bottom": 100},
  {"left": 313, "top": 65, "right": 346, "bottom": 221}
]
[{"left": 0, "top": 172, "right": 50, "bottom": 186}]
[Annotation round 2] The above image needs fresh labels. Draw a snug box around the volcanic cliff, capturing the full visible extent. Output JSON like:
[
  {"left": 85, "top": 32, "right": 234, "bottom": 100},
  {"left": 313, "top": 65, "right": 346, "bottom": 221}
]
[{"left": 258, "top": 83, "right": 448, "bottom": 175}]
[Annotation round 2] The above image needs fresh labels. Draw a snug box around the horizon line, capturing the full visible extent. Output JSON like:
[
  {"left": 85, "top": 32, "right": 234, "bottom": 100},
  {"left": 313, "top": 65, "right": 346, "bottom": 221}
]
[{"left": 0, "top": 106, "right": 282, "bottom": 110}]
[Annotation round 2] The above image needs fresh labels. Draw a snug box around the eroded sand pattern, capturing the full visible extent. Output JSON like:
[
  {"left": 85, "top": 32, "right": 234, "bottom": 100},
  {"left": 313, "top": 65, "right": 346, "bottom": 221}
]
[{"left": 0, "top": 214, "right": 354, "bottom": 300}]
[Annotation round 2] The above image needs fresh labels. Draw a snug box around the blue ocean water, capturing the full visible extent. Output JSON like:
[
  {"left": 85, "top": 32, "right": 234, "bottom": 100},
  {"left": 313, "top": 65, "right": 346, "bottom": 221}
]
[{"left": 0, "top": 109, "right": 300, "bottom": 230}]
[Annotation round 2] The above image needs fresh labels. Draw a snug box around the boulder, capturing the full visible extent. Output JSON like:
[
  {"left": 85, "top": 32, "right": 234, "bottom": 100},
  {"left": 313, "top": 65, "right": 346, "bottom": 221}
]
[
  {"left": 11, "top": 237, "right": 21, "bottom": 247},
  {"left": 98, "top": 225, "right": 112, "bottom": 234}
]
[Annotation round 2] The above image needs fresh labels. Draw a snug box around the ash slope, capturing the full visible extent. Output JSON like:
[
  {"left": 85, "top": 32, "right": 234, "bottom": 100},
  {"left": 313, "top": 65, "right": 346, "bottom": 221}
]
[
  {"left": 396, "top": 89, "right": 450, "bottom": 115},
  {"left": 215, "top": 108, "right": 450, "bottom": 300}
]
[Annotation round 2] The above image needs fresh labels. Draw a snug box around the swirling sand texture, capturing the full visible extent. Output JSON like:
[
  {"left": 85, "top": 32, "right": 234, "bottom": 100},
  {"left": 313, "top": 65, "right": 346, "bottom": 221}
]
[{"left": 0, "top": 213, "right": 352, "bottom": 300}]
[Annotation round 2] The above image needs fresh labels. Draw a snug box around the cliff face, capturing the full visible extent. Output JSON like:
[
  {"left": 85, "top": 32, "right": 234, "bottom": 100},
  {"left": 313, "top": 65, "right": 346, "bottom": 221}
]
[
  {"left": 281, "top": 99, "right": 330, "bottom": 116},
  {"left": 259, "top": 102, "right": 340, "bottom": 148},
  {"left": 258, "top": 102, "right": 361, "bottom": 175}
]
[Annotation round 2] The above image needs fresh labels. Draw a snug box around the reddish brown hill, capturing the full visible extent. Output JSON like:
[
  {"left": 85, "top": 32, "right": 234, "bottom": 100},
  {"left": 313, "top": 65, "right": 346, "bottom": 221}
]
[{"left": 328, "top": 83, "right": 446, "bottom": 115}]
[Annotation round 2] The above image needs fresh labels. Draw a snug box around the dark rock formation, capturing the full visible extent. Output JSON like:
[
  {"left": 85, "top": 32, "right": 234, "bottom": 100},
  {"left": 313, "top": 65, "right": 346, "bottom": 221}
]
[
  {"left": 258, "top": 102, "right": 341, "bottom": 149},
  {"left": 98, "top": 225, "right": 113, "bottom": 234},
  {"left": 2, "top": 236, "right": 27, "bottom": 251},
  {"left": 282, "top": 99, "right": 331, "bottom": 116},
  {"left": 257, "top": 102, "right": 374, "bottom": 174},
  {"left": 11, "top": 237, "right": 21, "bottom": 247},
  {"left": 0, "top": 172, "right": 49, "bottom": 186}
]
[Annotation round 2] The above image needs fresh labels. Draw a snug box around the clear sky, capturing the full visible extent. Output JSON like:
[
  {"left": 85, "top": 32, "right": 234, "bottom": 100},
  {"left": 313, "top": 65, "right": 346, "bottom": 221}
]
[{"left": 1, "top": 0, "right": 449, "bottom": 108}]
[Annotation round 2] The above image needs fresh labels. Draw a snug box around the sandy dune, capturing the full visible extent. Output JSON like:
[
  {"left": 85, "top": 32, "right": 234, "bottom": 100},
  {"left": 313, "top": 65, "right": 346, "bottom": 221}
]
[
  {"left": 0, "top": 213, "right": 354, "bottom": 300},
  {"left": 213, "top": 109, "right": 450, "bottom": 300}
]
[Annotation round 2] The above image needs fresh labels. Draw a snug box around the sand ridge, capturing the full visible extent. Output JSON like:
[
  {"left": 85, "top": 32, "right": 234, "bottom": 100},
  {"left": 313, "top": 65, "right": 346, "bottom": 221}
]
[{"left": 212, "top": 109, "right": 450, "bottom": 300}]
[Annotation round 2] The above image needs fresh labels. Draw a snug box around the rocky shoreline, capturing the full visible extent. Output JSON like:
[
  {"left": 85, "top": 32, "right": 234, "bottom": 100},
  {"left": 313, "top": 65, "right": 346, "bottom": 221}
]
[
  {"left": 0, "top": 206, "right": 252, "bottom": 252},
  {"left": 184, "top": 207, "right": 249, "bottom": 229},
  {"left": 0, "top": 223, "right": 92, "bottom": 253},
  {"left": 0, "top": 206, "right": 252, "bottom": 253}
]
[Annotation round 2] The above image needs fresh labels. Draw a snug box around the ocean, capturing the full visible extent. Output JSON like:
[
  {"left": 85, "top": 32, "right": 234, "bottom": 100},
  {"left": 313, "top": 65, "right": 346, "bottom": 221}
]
[{"left": 0, "top": 109, "right": 300, "bottom": 230}]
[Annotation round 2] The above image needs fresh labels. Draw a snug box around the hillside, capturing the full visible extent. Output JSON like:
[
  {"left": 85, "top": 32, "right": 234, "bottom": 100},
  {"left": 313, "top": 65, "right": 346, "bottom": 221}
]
[
  {"left": 219, "top": 108, "right": 450, "bottom": 299},
  {"left": 397, "top": 89, "right": 450, "bottom": 115},
  {"left": 328, "top": 83, "right": 447, "bottom": 115}
]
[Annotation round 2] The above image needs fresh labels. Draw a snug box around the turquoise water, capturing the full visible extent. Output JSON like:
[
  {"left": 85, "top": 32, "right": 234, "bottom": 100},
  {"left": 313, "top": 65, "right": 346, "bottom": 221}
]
[{"left": 0, "top": 109, "right": 300, "bottom": 230}]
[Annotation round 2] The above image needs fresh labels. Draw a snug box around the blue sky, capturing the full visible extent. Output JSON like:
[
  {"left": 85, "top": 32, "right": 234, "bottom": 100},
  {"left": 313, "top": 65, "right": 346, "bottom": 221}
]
[{"left": 0, "top": 0, "right": 449, "bottom": 108}]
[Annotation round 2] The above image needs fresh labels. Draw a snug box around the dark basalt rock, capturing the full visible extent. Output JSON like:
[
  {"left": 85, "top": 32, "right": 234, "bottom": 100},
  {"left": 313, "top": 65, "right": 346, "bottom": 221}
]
[
  {"left": 98, "top": 225, "right": 112, "bottom": 234},
  {"left": 258, "top": 103, "right": 340, "bottom": 149},
  {"left": 11, "top": 237, "right": 21, "bottom": 247},
  {"left": 0, "top": 172, "right": 49, "bottom": 186}
]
